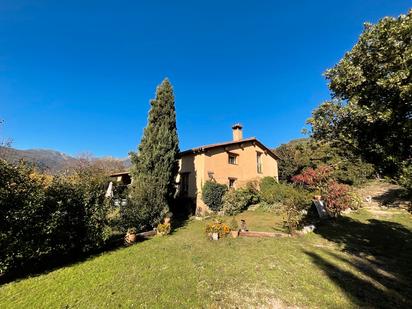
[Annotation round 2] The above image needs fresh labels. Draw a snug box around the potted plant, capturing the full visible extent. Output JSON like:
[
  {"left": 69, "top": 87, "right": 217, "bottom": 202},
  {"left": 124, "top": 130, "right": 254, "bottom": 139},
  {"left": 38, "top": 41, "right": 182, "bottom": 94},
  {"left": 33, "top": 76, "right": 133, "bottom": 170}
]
[
  {"left": 205, "top": 222, "right": 220, "bottom": 240},
  {"left": 157, "top": 222, "right": 171, "bottom": 236},
  {"left": 229, "top": 217, "right": 239, "bottom": 238},
  {"left": 124, "top": 227, "right": 137, "bottom": 245},
  {"left": 205, "top": 220, "right": 230, "bottom": 240}
]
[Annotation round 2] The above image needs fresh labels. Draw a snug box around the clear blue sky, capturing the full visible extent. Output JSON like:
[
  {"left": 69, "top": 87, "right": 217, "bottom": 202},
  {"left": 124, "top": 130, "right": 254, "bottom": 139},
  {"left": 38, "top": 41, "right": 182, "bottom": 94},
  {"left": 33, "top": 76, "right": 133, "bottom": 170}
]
[{"left": 0, "top": 1, "right": 410, "bottom": 157}]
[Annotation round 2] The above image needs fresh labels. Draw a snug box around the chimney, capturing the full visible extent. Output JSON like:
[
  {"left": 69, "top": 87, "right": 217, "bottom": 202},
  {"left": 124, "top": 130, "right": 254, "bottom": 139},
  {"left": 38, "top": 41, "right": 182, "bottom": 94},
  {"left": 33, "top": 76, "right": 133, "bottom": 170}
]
[{"left": 232, "top": 123, "right": 243, "bottom": 141}]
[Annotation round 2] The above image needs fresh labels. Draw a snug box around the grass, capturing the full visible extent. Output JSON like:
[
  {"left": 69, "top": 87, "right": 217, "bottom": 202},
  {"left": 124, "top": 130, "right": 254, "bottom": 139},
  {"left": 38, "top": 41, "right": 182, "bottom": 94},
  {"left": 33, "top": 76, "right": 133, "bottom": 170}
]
[{"left": 1, "top": 208, "right": 411, "bottom": 308}]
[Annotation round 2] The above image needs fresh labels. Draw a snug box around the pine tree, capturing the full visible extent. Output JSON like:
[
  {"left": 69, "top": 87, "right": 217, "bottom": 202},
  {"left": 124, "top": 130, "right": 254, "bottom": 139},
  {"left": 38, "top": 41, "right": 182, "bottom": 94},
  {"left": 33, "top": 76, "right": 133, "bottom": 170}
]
[{"left": 122, "top": 78, "right": 179, "bottom": 230}]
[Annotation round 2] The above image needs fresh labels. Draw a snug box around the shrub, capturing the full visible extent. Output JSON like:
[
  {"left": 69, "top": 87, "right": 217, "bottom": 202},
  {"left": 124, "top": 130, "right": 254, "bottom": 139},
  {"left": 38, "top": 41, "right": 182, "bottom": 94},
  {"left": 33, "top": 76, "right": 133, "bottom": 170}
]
[
  {"left": 283, "top": 203, "right": 302, "bottom": 235},
  {"left": 122, "top": 177, "right": 166, "bottom": 232},
  {"left": 45, "top": 171, "right": 111, "bottom": 254},
  {"left": 323, "top": 180, "right": 352, "bottom": 216},
  {"left": 399, "top": 160, "right": 412, "bottom": 194},
  {"left": 260, "top": 179, "right": 286, "bottom": 205},
  {"left": 0, "top": 159, "right": 111, "bottom": 274},
  {"left": 291, "top": 165, "right": 333, "bottom": 192},
  {"left": 281, "top": 187, "right": 311, "bottom": 235},
  {"left": 348, "top": 191, "right": 363, "bottom": 210},
  {"left": 228, "top": 217, "right": 239, "bottom": 231},
  {"left": 0, "top": 160, "right": 47, "bottom": 273},
  {"left": 259, "top": 177, "right": 311, "bottom": 234},
  {"left": 222, "top": 186, "right": 259, "bottom": 215},
  {"left": 332, "top": 159, "right": 375, "bottom": 186},
  {"left": 201, "top": 181, "right": 228, "bottom": 212},
  {"left": 260, "top": 177, "right": 310, "bottom": 208}
]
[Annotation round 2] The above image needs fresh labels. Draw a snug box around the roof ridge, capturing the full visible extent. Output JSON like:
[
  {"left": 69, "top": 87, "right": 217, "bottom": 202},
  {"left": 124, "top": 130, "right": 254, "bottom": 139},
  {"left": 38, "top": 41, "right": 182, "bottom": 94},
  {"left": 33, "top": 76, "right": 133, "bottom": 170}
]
[{"left": 179, "top": 137, "right": 280, "bottom": 160}]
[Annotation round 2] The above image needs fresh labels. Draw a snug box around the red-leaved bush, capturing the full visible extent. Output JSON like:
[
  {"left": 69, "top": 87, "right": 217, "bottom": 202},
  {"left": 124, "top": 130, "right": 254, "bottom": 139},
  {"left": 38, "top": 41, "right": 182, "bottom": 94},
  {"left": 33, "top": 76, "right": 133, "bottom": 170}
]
[
  {"left": 323, "top": 180, "right": 351, "bottom": 216},
  {"left": 291, "top": 165, "right": 333, "bottom": 191}
]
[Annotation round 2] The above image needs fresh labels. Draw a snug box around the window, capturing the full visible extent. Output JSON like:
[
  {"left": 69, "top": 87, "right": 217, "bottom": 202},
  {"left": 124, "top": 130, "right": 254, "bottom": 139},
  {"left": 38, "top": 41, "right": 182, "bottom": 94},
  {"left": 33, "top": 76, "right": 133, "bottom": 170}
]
[
  {"left": 228, "top": 178, "right": 236, "bottom": 188},
  {"left": 257, "top": 152, "right": 263, "bottom": 174},
  {"left": 180, "top": 173, "right": 190, "bottom": 196},
  {"left": 228, "top": 153, "right": 238, "bottom": 165}
]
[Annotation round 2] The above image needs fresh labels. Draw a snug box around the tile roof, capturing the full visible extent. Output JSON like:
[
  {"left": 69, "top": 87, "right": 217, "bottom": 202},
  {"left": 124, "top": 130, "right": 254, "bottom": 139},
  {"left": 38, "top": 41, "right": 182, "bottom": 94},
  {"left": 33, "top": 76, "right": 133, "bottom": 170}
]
[
  {"left": 110, "top": 137, "right": 281, "bottom": 177},
  {"left": 179, "top": 137, "right": 281, "bottom": 160}
]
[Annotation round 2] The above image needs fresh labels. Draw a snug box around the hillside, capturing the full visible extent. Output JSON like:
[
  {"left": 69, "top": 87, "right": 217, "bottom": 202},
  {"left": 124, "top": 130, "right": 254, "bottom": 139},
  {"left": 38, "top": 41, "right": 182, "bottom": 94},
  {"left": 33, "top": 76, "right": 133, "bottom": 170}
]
[{"left": 0, "top": 146, "right": 130, "bottom": 173}]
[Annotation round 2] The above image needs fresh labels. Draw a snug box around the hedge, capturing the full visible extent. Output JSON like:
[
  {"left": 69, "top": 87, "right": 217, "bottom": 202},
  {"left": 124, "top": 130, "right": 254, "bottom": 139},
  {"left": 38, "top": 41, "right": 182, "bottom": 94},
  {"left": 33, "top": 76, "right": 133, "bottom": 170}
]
[{"left": 0, "top": 159, "right": 111, "bottom": 274}]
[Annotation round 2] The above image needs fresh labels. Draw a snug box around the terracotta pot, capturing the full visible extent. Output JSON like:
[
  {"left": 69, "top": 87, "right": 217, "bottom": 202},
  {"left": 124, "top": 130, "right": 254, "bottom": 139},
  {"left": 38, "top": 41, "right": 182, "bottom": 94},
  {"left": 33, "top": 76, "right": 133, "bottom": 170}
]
[
  {"left": 231, "top": 230, "right": 239, "bottom": 238},
  {"left": 212, "top": 232, "right": 219, "bottom": 240},
  {"left": 125, "top": 231, "right": 136, "bottom": 245}
]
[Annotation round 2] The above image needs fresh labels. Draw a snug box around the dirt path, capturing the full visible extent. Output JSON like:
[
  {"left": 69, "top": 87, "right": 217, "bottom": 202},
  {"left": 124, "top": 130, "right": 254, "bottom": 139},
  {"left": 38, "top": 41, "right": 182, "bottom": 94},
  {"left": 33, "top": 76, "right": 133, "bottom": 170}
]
[{"left": 355, "top": 180, "right": 411, "bottom": 215}]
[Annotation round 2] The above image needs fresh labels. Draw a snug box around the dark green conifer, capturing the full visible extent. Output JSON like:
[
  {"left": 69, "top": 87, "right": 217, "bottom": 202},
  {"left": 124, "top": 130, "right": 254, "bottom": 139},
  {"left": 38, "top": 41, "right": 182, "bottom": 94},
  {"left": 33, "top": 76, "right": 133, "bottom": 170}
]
[{"left": 123, "top": 78, "right": 179, "bottom": 230}]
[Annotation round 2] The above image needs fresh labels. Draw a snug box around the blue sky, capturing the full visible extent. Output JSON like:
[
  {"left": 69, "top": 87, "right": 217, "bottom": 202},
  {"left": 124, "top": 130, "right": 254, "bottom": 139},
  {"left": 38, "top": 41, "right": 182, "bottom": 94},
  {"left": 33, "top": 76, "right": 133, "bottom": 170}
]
[{"left": 0, "top": 1, "right": 410, "bottom": 157}]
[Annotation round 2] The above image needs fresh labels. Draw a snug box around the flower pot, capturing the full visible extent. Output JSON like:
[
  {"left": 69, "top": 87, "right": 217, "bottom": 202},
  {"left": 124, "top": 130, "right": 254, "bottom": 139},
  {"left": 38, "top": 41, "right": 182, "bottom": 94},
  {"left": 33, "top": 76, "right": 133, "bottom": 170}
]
[
  {"left": 231, "top": 230, "right": 239, "bottom": 238},
  {"left": 211, "top": 232, "right": 219, "bottom": 240},
  {"left": 125, "top": 231, "right": 136, "bottom": 245}
]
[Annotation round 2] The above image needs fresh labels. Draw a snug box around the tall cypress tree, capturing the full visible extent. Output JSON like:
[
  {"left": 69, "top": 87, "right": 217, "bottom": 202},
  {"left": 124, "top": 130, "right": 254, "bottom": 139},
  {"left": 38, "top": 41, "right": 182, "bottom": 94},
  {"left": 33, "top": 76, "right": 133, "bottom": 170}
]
[{"left": 123, "top": 78, "right": 179, "bottom": 230}]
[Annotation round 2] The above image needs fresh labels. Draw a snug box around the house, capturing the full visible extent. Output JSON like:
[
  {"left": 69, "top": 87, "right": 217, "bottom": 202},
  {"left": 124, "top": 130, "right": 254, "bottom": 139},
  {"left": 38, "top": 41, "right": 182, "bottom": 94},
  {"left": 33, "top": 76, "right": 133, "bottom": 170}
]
[
  {"left": 110, "top": 124, "right": 279, "bottom": 214},
  {"left": 177, "top": 124, "right": 279, "bottom": 214}
]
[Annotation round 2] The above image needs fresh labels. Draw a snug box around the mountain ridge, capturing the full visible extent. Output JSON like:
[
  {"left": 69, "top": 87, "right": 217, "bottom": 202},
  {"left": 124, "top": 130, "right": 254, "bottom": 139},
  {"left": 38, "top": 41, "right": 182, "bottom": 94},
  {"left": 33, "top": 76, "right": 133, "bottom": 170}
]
[{"left": 0, "top": 146, "right": 131, "bottom": 173}]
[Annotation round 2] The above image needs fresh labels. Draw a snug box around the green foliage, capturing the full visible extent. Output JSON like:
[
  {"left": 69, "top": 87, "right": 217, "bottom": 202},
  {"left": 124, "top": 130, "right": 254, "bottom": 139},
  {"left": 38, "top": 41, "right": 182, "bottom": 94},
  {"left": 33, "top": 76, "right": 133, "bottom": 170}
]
[
  {"left": 201, "top": 181, "right": 228, "bottom": 212},
  {"left": 308, "top": 10, "right": 412, "bottom": 176},
  {"left": 348, "top": 191, "right": 363, "bottom": 210},
  {"left": 222, "top": 186, "right": 259, "bottom": 215},
  {"left": 283, "top": 203, "right": 302, "bottom": 235},
  {"left": 122, "top": 178, "right": 166, "bottom": 231},
  {"left": 126, "top": 79, "right": 179, "bottom": 230},
  {"left": 259, "top": 177, "right": 310, "bottom": 232},
  {"left": 332, "top": 157, "right": 375, "bottom": 186},
  {"left": 275, "top": 138, "right": 375, "bottom": 185},
  {"left": 228, "top": 217, "right": 239, "bottom": 230},
  {"left": 260, "top": 177, "right": 310, "bottom": 208},
  {"left": 0, "top": 159, "right": 111, "bottom": 274},
  {"left": 280, "top": 186, "right": 310, "bottom": 235},
  {"left": 45, "top": 171, "right": 112, "bottom": 253},
  {"left": 0, "top": 160, "right": 46, "bottom": 273},
  {"left": 275, "top": 138, "right": 314, "bottom": 182},
  {"left": 399, "top": 160, "right": 412, "bottom": 193}
]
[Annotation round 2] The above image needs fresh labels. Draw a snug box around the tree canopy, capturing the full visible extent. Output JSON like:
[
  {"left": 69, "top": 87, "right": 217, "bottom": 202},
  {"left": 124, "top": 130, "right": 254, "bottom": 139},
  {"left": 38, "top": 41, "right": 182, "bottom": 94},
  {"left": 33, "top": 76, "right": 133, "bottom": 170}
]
[
  {"left": 275, "top": 138, "right": 374, "bottom": 185},
  {"left": 308, "top": 10, "right": 412, "bottom": 176}
]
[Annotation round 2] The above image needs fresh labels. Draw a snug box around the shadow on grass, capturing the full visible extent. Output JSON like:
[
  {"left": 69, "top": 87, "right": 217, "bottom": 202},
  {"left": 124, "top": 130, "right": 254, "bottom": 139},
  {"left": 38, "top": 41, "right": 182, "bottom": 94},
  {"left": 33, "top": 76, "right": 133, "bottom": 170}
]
[
  {"left": 0, "top": 233, "right": 144, "bottom": 286},
  {"left": 1, "top": 207, "right": 192, "bottom": 286},
  {"left": 170, "top": 217, "right": 191, "bottom": 234},
  {"left": 372, "top": 187, "right": 411, "bottom": 209},
  {"left": 304, "top": 216, "right": 412, "bottom": 308}
]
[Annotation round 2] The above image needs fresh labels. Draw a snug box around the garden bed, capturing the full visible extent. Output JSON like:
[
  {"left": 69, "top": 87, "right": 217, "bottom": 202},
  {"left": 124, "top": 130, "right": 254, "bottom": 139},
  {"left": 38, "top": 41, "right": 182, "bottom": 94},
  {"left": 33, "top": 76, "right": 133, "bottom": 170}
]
[{"left": 239, "top": 231, "right": 290, "bottom": 238}]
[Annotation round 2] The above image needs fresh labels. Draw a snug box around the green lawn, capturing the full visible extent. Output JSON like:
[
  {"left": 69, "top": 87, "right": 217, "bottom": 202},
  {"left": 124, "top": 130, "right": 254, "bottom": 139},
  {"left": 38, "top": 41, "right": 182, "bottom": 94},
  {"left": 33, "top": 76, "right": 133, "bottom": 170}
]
[{"left": 1, "top": 208, "right": 411, "bottom": 308}]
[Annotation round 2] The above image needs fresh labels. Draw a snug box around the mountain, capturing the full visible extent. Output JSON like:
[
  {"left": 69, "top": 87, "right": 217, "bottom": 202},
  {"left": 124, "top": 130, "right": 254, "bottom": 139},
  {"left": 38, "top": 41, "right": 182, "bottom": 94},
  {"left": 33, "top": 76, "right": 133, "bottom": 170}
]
[{"left": 0, "top": 146, "right": 131, "bottom": 173}]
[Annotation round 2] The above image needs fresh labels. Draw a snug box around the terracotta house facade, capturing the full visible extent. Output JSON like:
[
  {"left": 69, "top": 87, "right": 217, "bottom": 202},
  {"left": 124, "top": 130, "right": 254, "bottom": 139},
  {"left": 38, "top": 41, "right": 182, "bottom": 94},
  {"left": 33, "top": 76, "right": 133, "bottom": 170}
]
[
  {"left": 177, "top": 124, "right": 279, "bottom": 214},
  {"left": 110, "top": 124, "right": 279, "bottom": 214}
]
